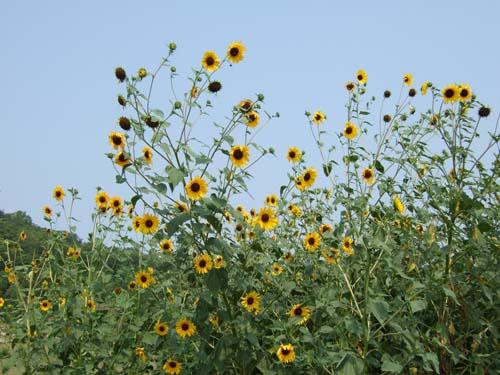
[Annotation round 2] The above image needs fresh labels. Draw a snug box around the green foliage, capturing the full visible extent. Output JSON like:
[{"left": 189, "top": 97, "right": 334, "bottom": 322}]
[{"left": 1, "top": 45, "right": 499, "bottom": 375}]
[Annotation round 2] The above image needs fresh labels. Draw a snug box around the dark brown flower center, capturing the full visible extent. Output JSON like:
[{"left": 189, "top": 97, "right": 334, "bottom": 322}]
[
  {"left": 261, "top": 214, "right": 270, "bottom": 223},
  {"left": 346, "top": 83, "right": 354, "bottom": 90},
  {"left": 230, "top": 47, "right": 239, "bottom": 57},
  {"left": 364, "top": 170, "right": 372, "bottom": 179},
  {"left": 294, "top": 308, "right": 302, "bottom": 316},
  {"left": 282, "top": 349, "right": 290, "bottom": 355},
  {"left": 141, "top": 275, "right": 147, "bottom": 282},
  {"left": 445, "top": 88, "right": 455, "bottom": 98},
  {"left": 289, "top": 151, "right": 296, "bottom": 158},
  {"left": 182, "top": 323, "right": 189, "bottom": 331},
  {"left": 315, "top": 114, "right": 322, "bottom": 121},
  {"left": 346, "top": 127, "right": 353, "bottom": 134},
  {"left": 304, "top": 173, "right": 311, "bottom": 181},
  {"left": 460, "top": 89, "right": 469, "bottom": 97},
  {"left": 99, "top": 196, "right": 106, "bottom": 203},
  {"left": 199, "top": 260, "right": 206, "bottom": 268},
  {"left": 357, "top": 74, "right": 363, "bottom": 81},
  {"left": 169, "top": 362, "right": 177, "bottom": 368},
  {"left": 233, "top": 149, "right": 244, "bottom": 160},
  {"left": 191, "top": 182, "right": 200, "bottom": 192},
  {"left": 248, "top": 114, "right": 256, "bottom": 122},
  {"left": 206, "top": 56, "right": 215, "bottom": 66},
  {"left": 247, "top": 297, "right": 254, "bottom": 305},
  {"left": 308, "top": 238, "right": 315, "bottom": 245},
  {"left": 145, "top": 219, "right": 153, "bottom": 228},
  {"left": 56, "top": 191, "right": 61, "bottom": 197},
  {"left": 112, "top": 135, "right": 122, "bottom": 145},
  {"left": 159, "top": 325, "right": 165, "bottom": 331},
  {"left": 113, "top": 200, "right": 120, "bottom": 207}
]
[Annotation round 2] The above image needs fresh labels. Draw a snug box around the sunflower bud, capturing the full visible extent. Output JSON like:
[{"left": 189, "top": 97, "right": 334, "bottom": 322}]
[
  {"left": 257, "top": 93, "right": 265, "bottom": 101},
  {"left": 174, "top": 101, "right": 182, "bottom": 110},
  {"left": 208, "top": 81, "right": 222, "bottom": 93},
  {"left": 117, "top": 95, "right": 126, "bottom": 107},
  {"left": 170, "top": 66, "right": 177, "bottom": 73},
  {"left": 118, "top": 116, "right": 131, "bottom": 131},
  {"left": 478, "top": 106, "right": 491, "bottom": 118},
  {"left": 383, "top": 90, "right": 391, "bottom": 98},
  {"left": 169, "top": 42, "right": 177, "bottom": 51},
  {"left": 115, "top": 67, "right": 127, "bottom": 82}
]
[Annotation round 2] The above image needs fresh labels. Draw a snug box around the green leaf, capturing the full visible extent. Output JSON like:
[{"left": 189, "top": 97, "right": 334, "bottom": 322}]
[
  {"left": 336, "top": 353, "right": 364, "bottom": 375},
  {"left": 115, "top": 175, "right": 126, "bottom": 184},
  {"left": 166, "top": 166, "right": 185, "bottom": 188},
  {"left": 381, "top": 355, "right": 403, "bottom": 373},
  {"left": 166, "top": 213, "right": 190, "bottom": 235},
  {"left": 375, "top": 160, "right": 385, "bottom": 173},
  {"left": 131, "top": 194, "right": 142, "bottom": 207},
  {"left": 368, "top": 298, "right": 390, "bottom": 324},
  {"left": 409, "top": 299, "right": 427, "bottom": 313},
  {"left": 443, "top": 287, "right": 460, "bottom": 305}
]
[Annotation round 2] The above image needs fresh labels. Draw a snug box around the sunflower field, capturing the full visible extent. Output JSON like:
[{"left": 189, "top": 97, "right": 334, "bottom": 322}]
[{"left": 1, "top": 41, "right": 499, "bottom": 374}]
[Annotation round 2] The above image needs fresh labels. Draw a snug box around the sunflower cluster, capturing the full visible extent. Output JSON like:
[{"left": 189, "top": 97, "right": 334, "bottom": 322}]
[
  {"left": 441, "top": 83, "right": 473, "bottom": 104},
  {"left": 295, "top": 167, "right": 317, "bottom": 190}
]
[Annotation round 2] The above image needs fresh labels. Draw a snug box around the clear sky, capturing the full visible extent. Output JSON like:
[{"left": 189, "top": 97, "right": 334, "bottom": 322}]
[{"left": 1, "top": 0, "right": 499, "bottom": 236}]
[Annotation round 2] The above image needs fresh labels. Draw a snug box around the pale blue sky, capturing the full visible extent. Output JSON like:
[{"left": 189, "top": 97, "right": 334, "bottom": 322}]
[{"left": 1, "top": 0, "right": 499, "bottom": 236}]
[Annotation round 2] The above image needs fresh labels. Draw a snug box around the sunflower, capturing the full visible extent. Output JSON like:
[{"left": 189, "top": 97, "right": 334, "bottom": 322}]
[
  {"left": 257, "top": 207, "right": 278, "bottom": 231},
  {"left": 276, "top": 343, "right": 296, "bottom": 364},
  {"left": 175, "top": 201, "right": 188, "bottom": 213},
  {"left": 362, "top": 168, "right": 375, "bottom": 185},
  {"left": 154, "top": 320, "right": 169, "bottom": 336},
  {"left": 458, "top": 84, "right": 472, "bottom": 102},
  {"left": 135, "top": 347, "right": 146, "bottom": 362},
  {"left": 265, "top": 194, "right": 278, "bottom": 207},
  {"left": 175, "top": 318, "right": 197, "bottom": 338},
  {"left": 239, "top": 99, "right": 253, "bottom": 112},
  {"left": 132, "top": 216, "right": 142, "bottom": 232},
  {"left": 271, "top": 263, "right": 283, "bottom": 276},
  {"left": 53, "top": 186, "right": 65, "bottom": 201},
  {"left": 393, "top": 195, "right": 405, "bottom": 214},
  {"left": 193, "top": 253, "right": 213, "bottom": 275},
  {"left": 229, "top": 145, "right": 250, "bottom": 168},
  {"left": 185, "top": 176, "right": 208, "bottom": 201},
  {"left": 95, "top": 191, "right": 109, "bottom": 209},
  {"left": 141, "top": 213, "right": 159, "bottom": 234},
  {"left": 304, "top": 232, "right": 321, "bottom": 252},
  {"left": 40, "top": 299, "right": 52, "bottom": 312},
  {"left": 19, "top": 231, "right": 27, "bottom": 241},
  {"left": 403, "top": 73, "right": 413, "bottom": 86},
  {"left": 208, "top": 80, "right": 222, "bottom": 93},
  {"left": 227, "top": 41, "right": 246, "bottom": 63},
  {"left": 109, "top": 196, "right": 123, "bottom": 211},
  {"left": 283, "top": 252, "right": 293, "bottom": 263},
  {"left": 42, "top": 205, "right": 52, "bottom": 218},
  {"left": 442, "top": 84, "right": 459, "bottom": 104},
  {"left": 163, "top": 359, "right": 182, "bottom": 375},
  {"left": 341, "top": 236, "right": 354, "bottom": 256},
  {"left": 312, "top": 111, "right": 326, "bottom": 125},
  {"left": 209, "top": 314, "right": 219, "bottom": 327},
  {"left": 135, "top": 270, "right": 154, "bottom": 288},
  {"left": 343, "top": 121, "right": 359, "bottom": 140},
  {"left": 0, "top": 297, "right": 5, "bottom": 308},
  {"left": 128, "top": 281, "right": 137, "bottom": 290},
  {"left": 241, "top": 291, "right": 260, "bottom": 314},
  {"left": 321, "top": 247, "right": 339, "bottom": 265},
  {"left": 288, "top": 304, "right": 311, "bottom": 325},
  {"left": 160, "top": 239, "right": 174, "bottom": 254},
  {"left": 201, "top": 51, "right": 220, "bottom": 72},
  {"left": 421, "top": 81, "right": 430, "bottom": 95},
  {"left": 286, "top": 147, "right": 302, "bottom": 163},
  {"left": 288, "top": 204, "right": 302, "bottom": 217},
  {"left": 86, "top": 299, "right": 97, "bottom": 312},
  {"left": 319, "top": 223, "right": 333, "bottom": 234},
  {"left": 213, "top": 255, "right": 225, "bottom": 269},
  {"left": 244, "top": 110, "right": 260, "bottom": 128},
  {"left": 295, "top": 176, "right": 305, "bottom": 190},
  {"left": 108, "top": 132, "right": 126, "bottom": 149},
  {"left": 7, "top": 272, "right": 16, "bottom": 284},
  {"left": 301, "top": 167, "right": 317, "bottom": 189},
  {"left": 345, "top": 81, "right": 356, "bottom": 92},
  {"left": 143, "top": 146, "right": 153, "bottom": 165},
  {"left": 115, "top": 151, "right": 132, "bottom": 167},
  {"left": 356, "top": 69, "right": 368, "bottom": 84},
  {"left": 138, "top": 67, "right": 147, "bottom": 79}
]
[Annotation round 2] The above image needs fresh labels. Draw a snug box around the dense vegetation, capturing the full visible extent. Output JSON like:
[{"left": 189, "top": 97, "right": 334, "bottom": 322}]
[{"left": 1, "top": 42, "right": 499, "bottom": 374}]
